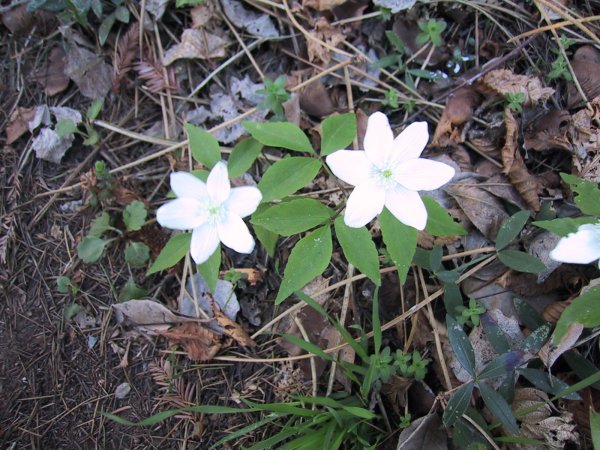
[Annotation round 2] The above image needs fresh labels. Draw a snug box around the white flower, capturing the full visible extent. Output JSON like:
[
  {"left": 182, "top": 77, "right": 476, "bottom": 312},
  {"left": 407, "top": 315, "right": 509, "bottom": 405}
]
[
  {"left": 550, "top": 222, "right": 600, "bottom": 265},
  {"left": 157, "top": 162, "right": 262, "bottom": 265},
  {"left": 325, "top": 112, "right": 455, "bottom": 229}
]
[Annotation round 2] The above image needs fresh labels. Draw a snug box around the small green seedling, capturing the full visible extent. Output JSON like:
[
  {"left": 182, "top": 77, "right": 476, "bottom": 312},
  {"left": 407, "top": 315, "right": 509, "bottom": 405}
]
[
  {"left": 382, "top": 90, "right": 400, "bottom": 108},
  {"left": 399, "top": 414, "right": 412, "bottom": 429},
  {"left": 394, "top": 350, "right": 430, "bottom": 381},
  {"left": 504, "top": 92, "right": 526, "bottom": 112},
  {"left": 57, "top": 275, "right": 79, "bottom": 294},
  {"left": 257, "top": 75, "right": 290, "bottom": 119},
  {"left": 456, "top": 298, "right": 486, "bottom": 327},
  {"left": 416, "top": 19, "right": 447, "bottom": 47}
]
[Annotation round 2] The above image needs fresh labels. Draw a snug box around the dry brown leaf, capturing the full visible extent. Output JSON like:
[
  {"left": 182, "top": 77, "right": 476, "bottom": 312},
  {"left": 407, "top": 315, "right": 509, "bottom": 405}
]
[
  {"left": 542, "top": 297, "right": 575, "bottom": 324},
  {"left": 432, "top": 87, "right": 481, "bottom": 147},
  {"left": 34, "top": 46, "right": 70, "bottom": 96},
  {"left": 6, "top": 106, "right": 36, "bottom": 145},
  {"left": 303, "top": 0, "right": 347, "bottom": 11},
  {"left": 220, "top": 0, "right": 279, "bottom": 38},
  {"left": 524, "top": 108, "right": 573, "bottom": 152},
  {"left": 113, "top": 299, "right": 195, "bottom": 334},
  {"left": 160, "top": 322, "right": 221, "bottom": 361},
  {"left": 568, "top": 45, "right": 600, "bottom": 108},
  {"left": 64, "top": 44, "right": 112, "bottom": 99},
  {"left": 381, "top": 375, "right": 413, "bottom": 413},
  {"left": 539, "top": 322, "right": 583, "bottom": 368},
  {"left": 112, "top": 22, "right": 140, "bottom": 93},
  {"left": 218, "top": 268, "right": 263, "bottom": 285},
  {"left": 211, "top": 303, "right": 256, "bottom": 348},
  {"left": 163, "top": 29, "right": 228, "bottom": 65},
  {"left": 307, "top": 17, "right": 346, "bottom": 65},
  {"left": 135, "top": 51, "right": 179, "bottom": 93},
  {"left": 299, "top": 80, "right": 335, "bottom": 118},
  {"left": 190, "top": 2, "right": 218, "bottom": 28},
  {"left": 446, "top": 178, "right": 509, "bottom": 240},
  {"left": 479, "top": 69, "right": 554, "bottom": 105},
  {"left": 502, "top": 109, "right": 541, "bottom": 211}
]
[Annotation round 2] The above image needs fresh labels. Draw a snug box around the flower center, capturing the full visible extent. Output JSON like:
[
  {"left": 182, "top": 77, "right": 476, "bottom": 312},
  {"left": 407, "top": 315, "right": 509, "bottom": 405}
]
[{"left": 372, "top": 165, "right": 397, "bottom": 190}]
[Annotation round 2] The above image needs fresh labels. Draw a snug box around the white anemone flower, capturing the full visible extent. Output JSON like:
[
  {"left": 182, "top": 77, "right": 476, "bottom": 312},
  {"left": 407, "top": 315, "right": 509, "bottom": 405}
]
[
  {"left": 325, "top": 112, "right": 455, "bottom": 229},
  {"left": 550, "top": 222, "right": 600, "bottom": 265},
  {"left": 157, "top": 162, "right": 262, "bottom": 265}
]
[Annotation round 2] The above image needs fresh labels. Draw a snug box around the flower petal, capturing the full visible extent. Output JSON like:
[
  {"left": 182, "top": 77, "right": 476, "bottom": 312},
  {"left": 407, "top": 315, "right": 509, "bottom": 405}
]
[
  {"left": 225, "top": 186, "right": 262, "bottom": 218},
  {"left": 364, "top": 112, "right": 394, "bottom": 168},
  {"left": 218, "top": 212, "right": 255, "bottom": 254},
  {"left": 393, "top": 158, "right": 455, "bottom": 191},
  {"left": 207, "top": 161, "right": 230, "bottom": 205},
  {"left": 344, "top": 180, "right": 385, "bottom": 228},
  {"left": 326, "top": 150, "right": 372, "bottom": 186},
  {"left": 190, "top": 222, "right": 220, "bottom": 265},
  {"left": 390, "top": 121, "right": 429, "bottom": 164},
  {"left": 170, "top": 172, "right": 208, "bottom": 201},
  {"left": 550, "top": 225, "right": 600, "bottom": 264},
  {"left": 156, "top": 198, "right": 207, "bottom": 230},
  {"left": 384, "top": 185, "right": 427, "bottom": 230}
]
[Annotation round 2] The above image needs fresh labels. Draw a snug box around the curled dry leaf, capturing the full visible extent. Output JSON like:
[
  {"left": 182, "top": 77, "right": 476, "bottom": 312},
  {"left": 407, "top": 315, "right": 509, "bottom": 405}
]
[
  {"left": 446, "top": 178, "right": 509, "bottom": 241},
  {"left": 502, "top": 109, "right": 541, "bottom": 211},
  {"left": 6, "top": 107, "right": 36, "bottom": 145},
  {"left": 159, "top": 322, "right": 221, "bottom": 361},
  {"left": 397, "top": 413, "right": 447, "bottom": 450},
  {"left": 299, "top": 80, "right": 335, "bottom": 118},
  {"left": 220, "top": 0, "right": 279, "bottom": 38},
  {"left": 303, "top": 0, "right": 348, "bottom": 12},
  {"left": 524, "top": 108, "right": 573, "bottom": 152},
  {"left": 432, "top": 87, "right": 482, "bottom": 147},
  {"left": 211, "top": 303, "right": 256, "bottom": 348},
  {"left": 163, "top": 29, "right": 228, "bottom": 66},
  {"left": 34, "top": 47, "right": 70, "bottom": 96},
  {"left": 568, "top": 45, "right": 600, "bottom": 108},
  {"left": 479, "top": 69, "right": 554, "bottom": 106},
  {"left": 113, "top": 299, "right": 195, "bottom": 334},
  {"left": 542, "top": 297, "right": 575, "bottom": 324},
  {"left": 539, "top": 322, "right": 583, "bottom": 368}
]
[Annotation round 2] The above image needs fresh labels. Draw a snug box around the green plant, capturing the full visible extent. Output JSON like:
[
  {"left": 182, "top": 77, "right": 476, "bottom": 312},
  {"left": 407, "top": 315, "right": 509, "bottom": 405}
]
[
  {"left": 548, "top": 35, "right": 575, "bottom": 81},
  {"left": 456, "top": 298, "right": 486, "bottom": 327},
  {"left": 56, "top": 99, "right": 103, "bottom": 146},
  {"left": 381, "top": 89, "right": 400, "bottom": 108},
  {"left": 504, "top": 92, "right": 526, "bottom": 112},
  {"left": 416, "top": 19, "right": 447, "bottom": 47},
  {"left": 257, "top": 76, "right": 290, "bottom": 120}
]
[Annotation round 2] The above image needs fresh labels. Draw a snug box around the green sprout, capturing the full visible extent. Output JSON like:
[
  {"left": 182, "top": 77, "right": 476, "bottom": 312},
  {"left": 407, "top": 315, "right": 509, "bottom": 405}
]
[
  {"left": 504, "top": 92, "right": 526, "bottom": 112},
  {"left": 548, "top": 54, "right": 572, "bottom": 81},
  {"left": 416, "top": 19, "right": 447, "bottom": 48},
  {"left": 399, "top": 414, "right": 412, "bottom": 429},
  {"left": 456, "top": 298, "right": 486, "bottom": 327},
  {"left": 257, "top": 75, "right": 290, "bottom": 120},
  {"left": 382, "top": 90, "right": 400, "bottom": 108},
  {"left": 394, "top": 350, "right": 430, "bottom": 381}
]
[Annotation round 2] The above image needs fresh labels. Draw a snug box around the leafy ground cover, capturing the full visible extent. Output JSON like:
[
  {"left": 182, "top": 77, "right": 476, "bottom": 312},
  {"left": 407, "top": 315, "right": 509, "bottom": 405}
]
[{"left": 2, "top": 0, "right": 600, "bottom": 448}]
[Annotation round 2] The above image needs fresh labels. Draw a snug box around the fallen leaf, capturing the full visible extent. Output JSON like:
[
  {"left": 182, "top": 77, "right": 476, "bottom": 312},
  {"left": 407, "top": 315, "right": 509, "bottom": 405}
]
[
  {"left": 298, "top": 80, "right": 335, "bottom": 118},
  {"left": 64, "top": 43, "right": 112, "bottom": 99},
  {"left": 373, "top": 0, "right": 416, "bottom": 13},
  {"left": 135, "top": 50, "right": 179, "bottom": 93},
  {"left": 211, "top": 302, "right": 256, "bottom": 348},
  {"left": 32, "top": 128, "right": 75, "bottom": 164},
  {"left": 6, "top": 106, "right": 36, "bottom": 145},
  {"left": 446, "top": 178, "right": 509, "bottom": 241},
  {"left": 502, "top": 109, "right": 541, "bottom": 211},
  {"left": 568, "top": 45, "right": 600, "bottom": 108},
  {"left": 34, "top": 46, "right": 70, "bottom": 96},
  {"left": 220, "top": 0, "right": 279, "bottom": 38},
  {"left": 479, "top": 69, "right": 554, "bottom": 105},
  {"left": 397, "top": 413, "right": 447, "bottom": 450},
  {"left": 160, "top": 322, "right": 221, "bottom": 361},
  {"left": 539, "top": 321, "right": 583, "bottom": 368},
  {"left": 191, "top": 2, "right": 218, "bottom": 28},
  {"left": 163, "top": 29, "right": 228, "bottom": 65},
  {"left": 524, "top": 108, "right": 572, "bottom": 152},
  {"left": 112, "top": 22, "right": 140, "bottom": 93},
  {"left": 432, "top": 87, "right": 482, "bottom": 147},
  {"left": 113, "top": 298, "right": 195, "bottom": 334},
  {"left": 146, "top": 0, "right": 169, "bottom": 20},
  {"left": 307, "top": 17, "right": 346, "bottom": 65},
  {"left": 381, "top": 375, "right": 413, "bottom": 413},
  {"left": 303, "top": 0, "right": 347, "bottom": 11}
]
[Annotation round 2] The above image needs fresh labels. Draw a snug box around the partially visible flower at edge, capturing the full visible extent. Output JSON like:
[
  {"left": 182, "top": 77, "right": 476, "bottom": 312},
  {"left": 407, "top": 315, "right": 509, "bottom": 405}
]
[
  {"left": 550, "top": 222, "right": 600, "bottom": 266},
  {"left": 325, "top": 111, "right": 455, "bottom": 230},
  {"left": 156, "top": 161, "right": 262, "bottom": 265}
]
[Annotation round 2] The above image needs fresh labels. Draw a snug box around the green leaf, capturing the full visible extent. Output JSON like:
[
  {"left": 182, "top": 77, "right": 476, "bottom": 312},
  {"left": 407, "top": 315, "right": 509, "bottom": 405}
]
[
  {"left": 443, "top": 382, "right": 474, "bottom": 427},
  {"left": 258, "top": 157, "right": 322, "bottom": 202},
  {"left": 83, "top": 128, "right": 100, "bottom": 146},
  {"left": 57, "top": 276, "right": 72, "bottom": 293},
  {"left": 55, "top": 118, "right": 78, "bottom": 138},
  {"left": 497, "top": 250, "right": 546, "bottom": 273},
  {"left": 533, "top": 217, "right": 596, "bottom": 237},
  {"left": 176, "top": 0, "right": 205, "bottom": 7},
  {"left": 479, "top": 351, "right": 525, "bottom": 379},
  {"left": 563, "top": 351, "right": 600, "bottom": 390},
  {"left": 561, "top": 173, "right": 600, "bottom": 216},
  {"left": 423, "top": 196, "right": 466, "bottom": 237},
  {"left": 98, "top": 13, "right": 116, "bottom": 47},
  {"left": 334, "top": 216, "right": 380, "bottom": 286},
  {"left": 519, "top": 368, "right": 579, "bottom": 400},
  {"left": 513, "top": 297, "right": 545, "bottom": 331},
  {"left": 88, "top": 211, "right": 112, "bottom": 237},
  {"left": 446, "top": 315, "right": 475, "bottom": 376},
  {"left": 320, "top": 113, "right": 356, "bottom": 156},
  {"left": 379, "top": 208, "right": 417, "bottom": 284},
  {"left": 481, "top": 314, "right": 511, "bottom": 354},
  {"left": 114, "top": 4, "right": 129, "bottom": 22},
  {"left": 495, "top": 210, "right": 530, "bottom": 250},
  {"left": 275, "top": 225, "right": 332, "bottom": 304},
  {"left": 228, "top": 138, "right": 262, "bottom": 178},
  {"left": 64, "top": 303, "right": 81, "bottom": 321},
  {"left": 78, "top": 236, "right": 109, "bottom": 263},
  {"left": 554, "top": 285, "right": 600, "bottom": 343},
  {"left": 520, "top": 322, "right": 551, "bottom": 353},
  {"left": 125, "top": 241, "right": 150, "bottom": 267},
  {"left": 251, "top": 198, "right": 332, "bottom": 236},
  {"left": 243, "top": 121, "right": 314, "bottom": 153},
  {"left": 118, "top": 276, "right": 147, "bottom": 301},
  {"left": 477, "top": 381, "right": 519, "bottom": 434},
  {"left": 443, "top": 283, "right": 463, "bottom": 320},
  {"left": 185, "top": 123, "right": 221, "bottom": 168},
  {"left": 197, "top": 245, "right": 221, "bottom": 293},
  {"left": 254, "top": 224, "right": 278, "bottom": 257},
  {"left": 147, "top": 233, "right": 191, "bottom": 275},
  {"left": 591, "top": 409, "right": 600, "bottom": 449},
  {"left": 87, "top": 98, "right": 104, "bottom": 120},
  {"left": 123, "top": 200, "right": 147, "bottom": 231}
]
